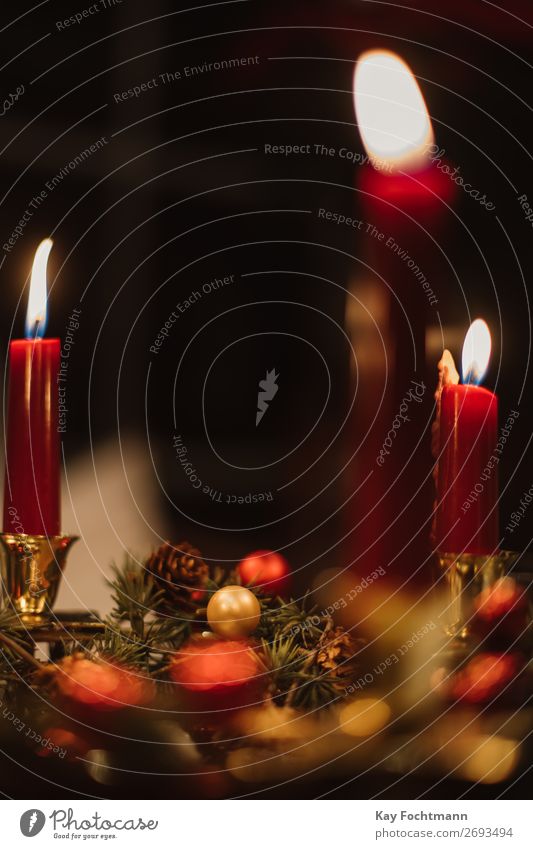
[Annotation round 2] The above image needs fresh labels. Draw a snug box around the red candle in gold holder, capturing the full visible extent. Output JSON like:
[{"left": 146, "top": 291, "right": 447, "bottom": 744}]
[
  {"left": 436, "top": 319, "right": 498, "bottom": 554},
  {"left": 1, "top": 240, "right": 77, "bottom": 619}
]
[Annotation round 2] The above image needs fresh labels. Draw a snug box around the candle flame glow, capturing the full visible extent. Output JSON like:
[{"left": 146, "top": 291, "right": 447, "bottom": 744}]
[
  {"left": 25, "top": 238, "right": 53, "bottom": 339},
  {"left": 354, "top": 49, "right": 434, "bottom": 173},
  {"left": 462, "top": 319, "right": 491, "bottom": 385}
]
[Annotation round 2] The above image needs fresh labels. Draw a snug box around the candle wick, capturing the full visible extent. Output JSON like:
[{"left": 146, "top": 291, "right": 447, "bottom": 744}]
[
  {"left": 29, "top": 319, "right": 42, "bottom": 341},
  {"left": 463, "top": 366, "right": 479, "bottom": 386}
]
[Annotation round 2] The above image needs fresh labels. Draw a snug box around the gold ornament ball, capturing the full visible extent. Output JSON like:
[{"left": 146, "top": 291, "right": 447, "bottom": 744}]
[{"left": 207, "top": 585, "right": 261, "bottom": 638}]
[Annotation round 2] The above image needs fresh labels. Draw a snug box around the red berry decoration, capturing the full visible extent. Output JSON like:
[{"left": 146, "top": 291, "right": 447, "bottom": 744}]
[
  {"left": 237, "top": 549, "right": 291, "bottom": 597},
  {"left": 170, "top": 637, "right": 264, "bottom": 711}
]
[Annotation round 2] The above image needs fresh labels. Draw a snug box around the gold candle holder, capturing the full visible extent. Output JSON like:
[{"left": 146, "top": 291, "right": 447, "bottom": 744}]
[
  {"left": 0, "top": 533, "right": 78, "bottom": 622},
  {"left": 437, "top": 550, "right": 518, "bottom": 639}
]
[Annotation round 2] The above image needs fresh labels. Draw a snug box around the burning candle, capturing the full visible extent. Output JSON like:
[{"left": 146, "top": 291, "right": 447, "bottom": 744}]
[
  {"left": 354, "top": 48, "right": 434, "bottom": 173},
  {"left": 435, "top": 319, "right": 499, "bottom": 554},
  {"left": 3, "top": 239, "right": 61, "bottom": 536},
  {"left": 354, "top": 49, "right": 455, "bottom": 223},
  {"left": 345, "top": 50, "right": 455, "bottom": 584}
]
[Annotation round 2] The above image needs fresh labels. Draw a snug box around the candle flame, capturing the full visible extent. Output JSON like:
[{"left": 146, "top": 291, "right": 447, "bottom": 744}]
[
  {"left": 462, "top": 319, "right": 491, "bottom": 385},
  {"left": 354, "top": 49, "right": 434, "bottom": 173},
  {"left": 25, "top": 238, "right": 53, "bottom": 339}
]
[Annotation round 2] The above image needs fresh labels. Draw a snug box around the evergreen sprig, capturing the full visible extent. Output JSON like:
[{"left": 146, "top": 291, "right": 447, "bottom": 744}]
[
  {"left": 102, "top": 555, "right": 193, "bottom": 668},
  {"left": 255, "top": 594, "right": 362, "bottom": 709},
  {"left": 0, "top": 607, "right": 43, "bottom": 674},
  {"left": 108, "top": 556, "right": 165, "bottom": 636},
  {"left": 257, "top": 593, "right": 328, "bottom": 646}
]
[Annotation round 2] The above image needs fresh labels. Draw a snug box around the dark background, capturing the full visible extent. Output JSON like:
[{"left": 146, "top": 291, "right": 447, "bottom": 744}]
[{"left": 1, "top": 0, "right": 533, "bottom": 579}]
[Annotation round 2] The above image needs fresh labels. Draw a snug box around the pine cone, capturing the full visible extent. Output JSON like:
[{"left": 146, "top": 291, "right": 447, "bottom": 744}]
[
  {"left": 145, "top": 541, "right": 208, "bottom": 611},
  {"left": 316, "top": 627, "right": 363, "bottom": 679}
]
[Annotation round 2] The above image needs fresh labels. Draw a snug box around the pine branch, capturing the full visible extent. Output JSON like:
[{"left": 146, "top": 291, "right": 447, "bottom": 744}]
[
  {"left": 0, "top": 631, "right": 41, "bottom": 671},
  {"left": 0, "top": 608, "right": 42, "bottom": 674},
  {"left": 257, "top": 593, "right": 332, "bottom": 648},
  {"left": 255, "top": 595, "right": 363, "bottom": 709},
  {"left": 83, "top": 625, "right": 148, "bottom": 666},
  {"left": 80, "top": 611, "right": 192, "bottom": 673},
  {"left": 260, "top": 639, "right": 350, "bottom": 709},
  {"left": 107, "top": 555, "right": 165, "bottom": 637}
]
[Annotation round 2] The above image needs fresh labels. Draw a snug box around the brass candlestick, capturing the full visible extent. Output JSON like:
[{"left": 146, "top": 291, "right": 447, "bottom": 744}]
[
  {"left": 0, "top": 533, "right": 78, "bottom": 621},
  {"left": 437, "top": 550, "right": 518, "bottom": 639}
]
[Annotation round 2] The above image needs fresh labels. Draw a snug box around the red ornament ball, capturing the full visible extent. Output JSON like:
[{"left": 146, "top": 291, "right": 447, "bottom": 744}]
[
  {"left": 170, "top": 638, "right": 264, "bottom": 711},
  {"left": 447, "top": 652, "right": 523, "bottom": 704},
  {"left": 473, "top": 577, "right": 528, "bottom": 639},
  {"left": 237, "top": 549, "right": 291, "bottom": 597},
  {"left": 55, "top": 656, "right": 153, "bottom": 713},
  {"left": 36, "top": 727, "right": 91, "bottom": 761}
]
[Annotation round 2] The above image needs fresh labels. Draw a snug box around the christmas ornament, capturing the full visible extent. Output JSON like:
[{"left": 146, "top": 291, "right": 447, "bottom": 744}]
[
  {"left": 436, "top": 652, "right": 524, "bottom": 704},
  {"left": 145, "top": 541, "right": 208, "bottom": 610},
  {"left": 473, "top": 577, "right": 528, "bottom": 641},
  {"left": 170, "top": 637, "right": 263, "bottom": 711},
  {"left": 237, "top": 549, "right": 291, "bottom": 596},
  {"left": 52, "top": 654, "right": 153, "bottom": 712},
  {"left": 207, "top": 584, "right": 261, "bottom": 638},
  {"left": 36, "top": 727, "right": 91, "bottom": 761}
]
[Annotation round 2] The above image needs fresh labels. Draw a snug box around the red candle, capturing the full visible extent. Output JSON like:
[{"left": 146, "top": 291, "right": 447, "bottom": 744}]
[
  {"left": 346, "top": 50, "right": 455, "bottom": 584},
  {"left": 436, "top": 320, "right": 498, "bottom": 554},
  {"left": 3, "top": 239, "right": 60, "bottom": 536}
]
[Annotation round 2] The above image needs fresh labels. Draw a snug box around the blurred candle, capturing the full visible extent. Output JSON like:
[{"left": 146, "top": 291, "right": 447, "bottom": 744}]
[
  {"left": 436, "top": 319, "right": 498, "bottom": 554},
  {"left": 346, "top": 49, "right": 455, "bottom": 584},
  {"left": 354, "top": 48, "right": 456, "bottom": 208},
  {"left": 3, "top": 239, "right": 61, "bottom": 536}
]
